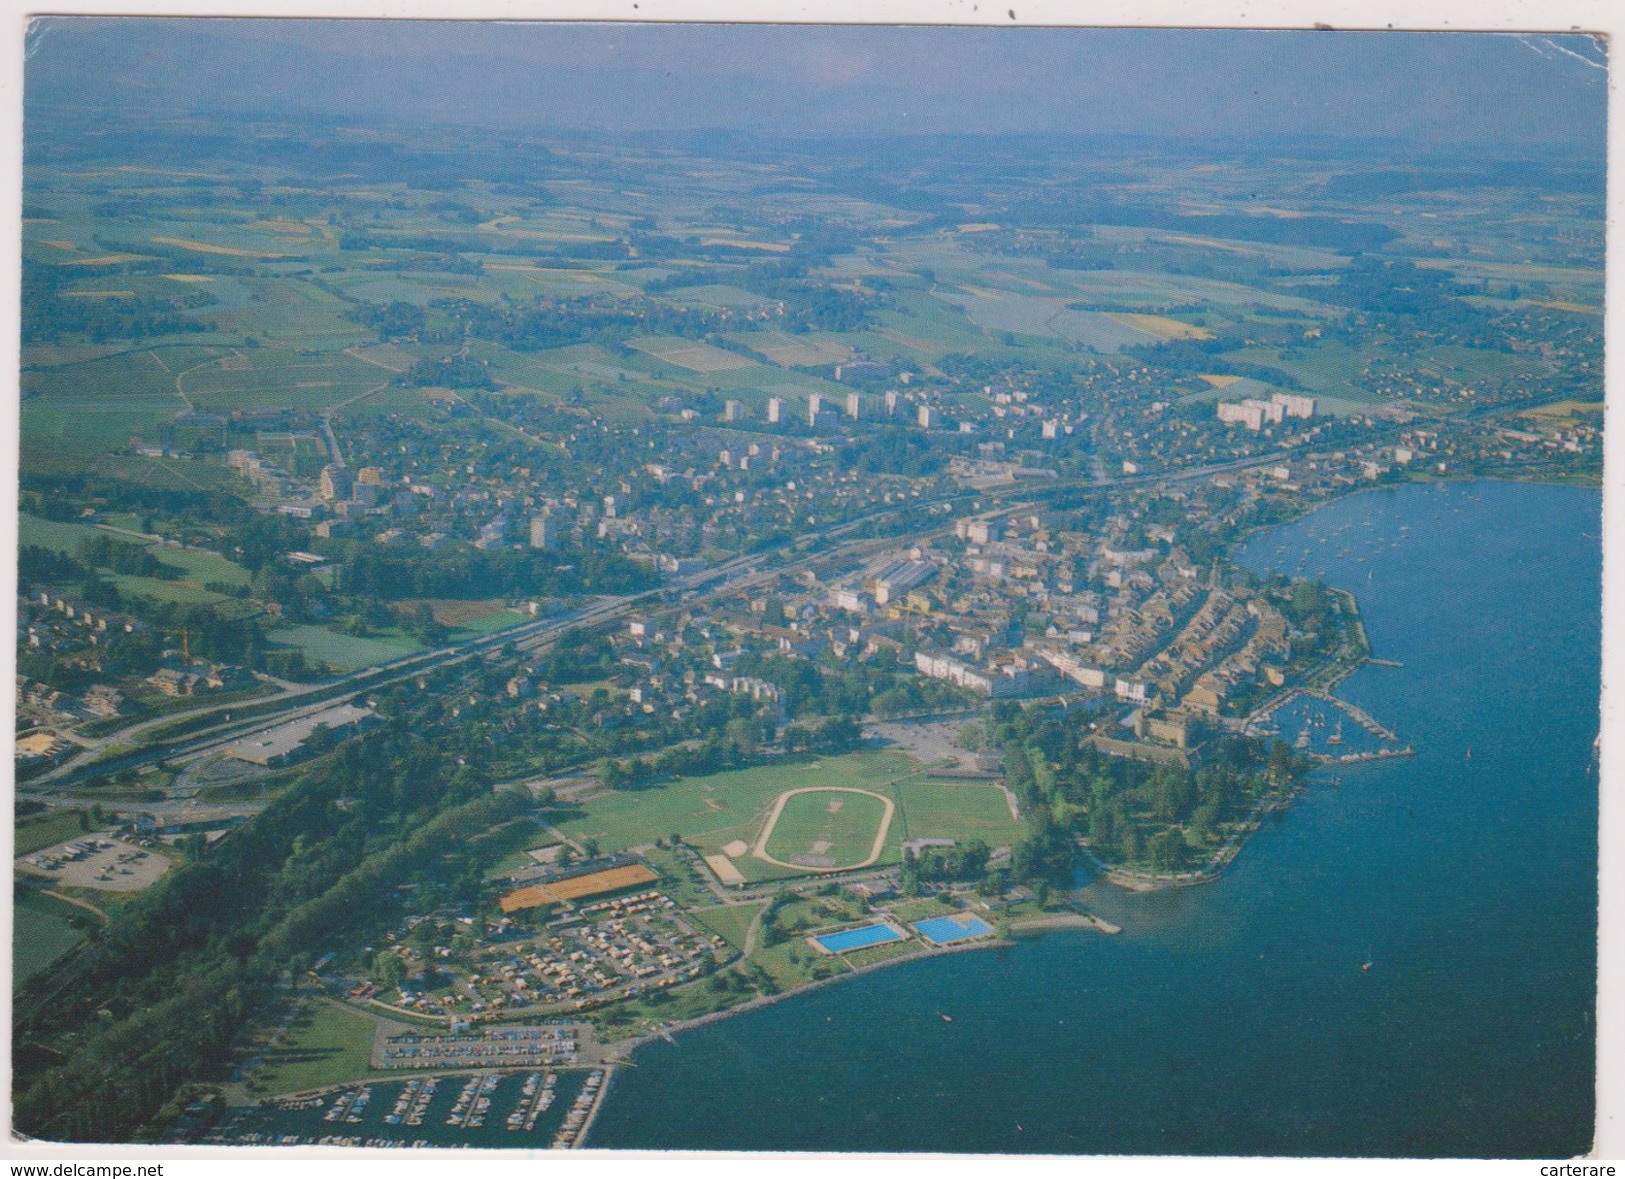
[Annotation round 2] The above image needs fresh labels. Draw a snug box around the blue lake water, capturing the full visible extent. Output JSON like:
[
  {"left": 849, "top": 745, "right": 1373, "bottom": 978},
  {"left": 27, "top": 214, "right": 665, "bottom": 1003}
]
[{"left": 588, "top": 480, "right": 1600, "bottom": 1157}]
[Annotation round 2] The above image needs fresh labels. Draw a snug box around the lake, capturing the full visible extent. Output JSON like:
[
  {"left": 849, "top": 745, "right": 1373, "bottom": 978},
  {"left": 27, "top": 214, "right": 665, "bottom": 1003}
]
[{"left": 586, "top": 479, "right": 1601, "bottom": 1157}]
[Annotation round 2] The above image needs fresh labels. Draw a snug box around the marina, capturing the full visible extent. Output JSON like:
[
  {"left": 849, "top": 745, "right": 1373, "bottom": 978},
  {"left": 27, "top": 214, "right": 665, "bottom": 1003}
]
[
  {"left": 210, "top": 1068, "right": 604, "bottom": 1148},
  {"left": 1244, "top": 688, "right": 1409, "bottom": 764}
]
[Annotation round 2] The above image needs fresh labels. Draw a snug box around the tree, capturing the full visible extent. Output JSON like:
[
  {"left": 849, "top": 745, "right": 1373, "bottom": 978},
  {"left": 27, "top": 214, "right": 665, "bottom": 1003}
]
[
  {"left": 373, "top": 950, "right": 406, "bottom": 989},
  {"left": 724, "top": 717, "right": 759, "bottom": 755}
]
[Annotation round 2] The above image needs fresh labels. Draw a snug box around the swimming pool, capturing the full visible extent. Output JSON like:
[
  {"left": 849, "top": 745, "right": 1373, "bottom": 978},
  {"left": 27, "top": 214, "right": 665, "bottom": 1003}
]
[
  {"left": 911, "top": 914, "right": 995, "bottom": 945},
  {"left": 811, "top": 923, "right": 905, "bottom": 953}
]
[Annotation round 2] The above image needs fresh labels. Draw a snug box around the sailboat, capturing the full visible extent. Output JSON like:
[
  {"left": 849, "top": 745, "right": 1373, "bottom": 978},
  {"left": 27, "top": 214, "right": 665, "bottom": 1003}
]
[{"left": 1329, "top": 719, "right": 1344, "bottom": 747}]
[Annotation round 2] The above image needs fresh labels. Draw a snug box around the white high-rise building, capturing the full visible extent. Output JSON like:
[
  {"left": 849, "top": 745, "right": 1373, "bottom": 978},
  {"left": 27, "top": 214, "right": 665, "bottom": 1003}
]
[
  {"left": 1271, "top": 392, "right": 1317, "bottom": 419},
  {"left": 767, "top": 397, "right": 785, "bottom": 424}
]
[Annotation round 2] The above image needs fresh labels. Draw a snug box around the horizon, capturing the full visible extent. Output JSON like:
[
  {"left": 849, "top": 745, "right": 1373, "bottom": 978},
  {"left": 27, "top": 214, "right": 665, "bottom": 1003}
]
[{"left": 23, "top": 19, "right": 1609, "bottom": 153}]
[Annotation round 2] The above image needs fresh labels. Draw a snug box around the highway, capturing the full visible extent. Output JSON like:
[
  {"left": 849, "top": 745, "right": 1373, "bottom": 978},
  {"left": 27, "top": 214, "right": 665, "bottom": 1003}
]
[{"left": 25, "top": 440, "right": 1320, "bottom": 799}]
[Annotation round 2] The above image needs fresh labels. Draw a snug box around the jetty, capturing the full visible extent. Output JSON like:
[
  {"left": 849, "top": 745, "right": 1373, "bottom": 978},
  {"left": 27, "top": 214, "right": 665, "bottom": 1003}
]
[{"left": 1303, "top": 688, "right": 1399, "bottom": 743}]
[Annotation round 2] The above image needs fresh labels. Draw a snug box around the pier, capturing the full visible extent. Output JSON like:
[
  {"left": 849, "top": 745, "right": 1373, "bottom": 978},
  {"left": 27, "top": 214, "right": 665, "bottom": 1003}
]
[{"left": 1303, "top": 689, "right": 1400, "bottom": 743}]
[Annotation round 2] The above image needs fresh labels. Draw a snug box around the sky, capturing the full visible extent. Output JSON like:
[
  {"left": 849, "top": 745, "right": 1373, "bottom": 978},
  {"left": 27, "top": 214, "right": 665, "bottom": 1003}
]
[{"left": 21, "top": 18, "right": 1611, "bottom": 151}]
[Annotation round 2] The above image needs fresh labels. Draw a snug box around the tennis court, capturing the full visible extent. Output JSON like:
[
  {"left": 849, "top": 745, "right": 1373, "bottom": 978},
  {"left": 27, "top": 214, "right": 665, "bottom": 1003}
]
[
  {"left": 810, "top": 922, "right": 906, "bottom": 954},
  {"left": 911, "top": 913, "right": 996, "bottom": 945}
]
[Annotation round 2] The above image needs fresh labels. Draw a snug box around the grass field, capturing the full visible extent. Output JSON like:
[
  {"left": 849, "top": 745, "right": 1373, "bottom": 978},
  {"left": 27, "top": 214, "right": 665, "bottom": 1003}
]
[
  {"left": 892, "top": 779, "right": 1024, "bottom": 846},
  {"left": 248, "top": 1001, "right": 382, "bottom": 1097},
  {"left": 21, "top": 513, "right": 255, "bottom": 603},
  {"left": 553, "top": 750, "right": 917, "bottom": 866},
  {"left": 267, "top": 625, "right": 423, "bottom": 672},
  {"left": 15, "top": 809, "right": 89, "bottom": 856},
  {"left": 108, "top": 573, "right": 235, "bottom": 606},
  {"left": 555, "top": 751, "right": 1023, "bottom": 884},
  {"left": 450, "top": 609, "right": 531, "bottom": 639},
  {"left": 760, "top": 788, "right": 890, "bottom": 870},
  {"left": 18, "top": 513, "right": 106, "bottom": 554},
  {"left": 14, "top": 898, "right": 87, "bottom": 984},
  {"left": 688, "top": 902, "right": 765, "bottom": 951}
]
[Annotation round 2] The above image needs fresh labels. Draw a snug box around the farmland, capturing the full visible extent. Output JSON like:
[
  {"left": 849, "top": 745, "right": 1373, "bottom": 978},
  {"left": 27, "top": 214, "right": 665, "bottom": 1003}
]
[{"left": 11, "top": 86, "right": 1604, "bottom": 1151}]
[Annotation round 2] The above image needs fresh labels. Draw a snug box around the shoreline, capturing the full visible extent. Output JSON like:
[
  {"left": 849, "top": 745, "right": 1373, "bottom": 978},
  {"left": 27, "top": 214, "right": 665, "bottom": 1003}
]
[{"left": 598, "top": 909, "right": 1121, "bottom": 1064}]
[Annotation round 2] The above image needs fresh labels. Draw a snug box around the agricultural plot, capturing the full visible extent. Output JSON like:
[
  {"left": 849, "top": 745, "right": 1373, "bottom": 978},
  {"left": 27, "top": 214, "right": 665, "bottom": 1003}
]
[
  {"left": 725, "top": 329, "right": 853, "bottom": 367},
  {"left": 1106, "top": 312, "right": 1214, "bottom": 341},
  {"left": 342, "top": 275, "right": 489, "bottom": 305},
  {"left": 1043, "top": 265, "right": 1341, "bottom": 317},
  {"left": 942, "top": 291, "right": 1163, "bottom": 352},
  {"left": 627, "top": 336, "right": 758, "bottom": 373},
  {"left": 199, "top": 277, "right": 362, "bottom": 341},
  {"left": 180, "top": 345, "right": 387, "bottom": 413},
  {"left": 664, "top": 285, "right": 772, "bottom": 311}
]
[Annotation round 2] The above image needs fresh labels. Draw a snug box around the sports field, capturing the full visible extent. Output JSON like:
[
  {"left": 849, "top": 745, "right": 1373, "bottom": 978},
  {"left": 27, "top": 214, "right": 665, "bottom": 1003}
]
[
  {"left": 551, "top": 750, "right": 917, "bottom": 862},
  {"left": 757, "top": 787, "right": 893, "bottom": 871},
  {"left": 891, "top": 779, "right": 1023, "bottom": 846},
  {"left": 554, "top": 751, "right": 1024, "bottom": 884}
]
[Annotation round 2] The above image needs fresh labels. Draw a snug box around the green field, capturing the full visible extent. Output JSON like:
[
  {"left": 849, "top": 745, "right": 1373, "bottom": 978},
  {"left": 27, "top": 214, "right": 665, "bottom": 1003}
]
[
  {"left": 450, "top": 609, "right": 530, "bottom": 639},
  {"left": 892, "top": 779, "right": 1024, "bottom": 846},
  {"left": 553, "top": 750, "right": 917, "bottom": 864},
  {"left": 14, "top": 897, "right": 87, "bottom": 984},
  {"left": 247, "top": 1001, "right": 383, "bottom": 1097},
  {"left": 761, "top": 788, "right": 889, "bottom": 869},
  {"left": 555, "top": 751, "right": 1025, "bottom": 884},
  {"left": 20, "top": 514, "right": 253, "bottom": 595},
  {"left": 15, "top": 809, "right": 89, "bottom": 856},
  {"left": 268, "top": 624, "right": 423, "bottom": 672},
  {"left": 689, "top": 901, "right": 765, "bottom": 951},
  {"left": 18, "top": 513, "right": 105, "bottom": 554}
]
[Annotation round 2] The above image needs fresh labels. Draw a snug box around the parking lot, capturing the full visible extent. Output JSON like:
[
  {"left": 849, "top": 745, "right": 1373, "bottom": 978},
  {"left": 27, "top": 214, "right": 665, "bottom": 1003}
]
[{"left": 17, "top": 835, "right": 170, "bottom": 892}]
